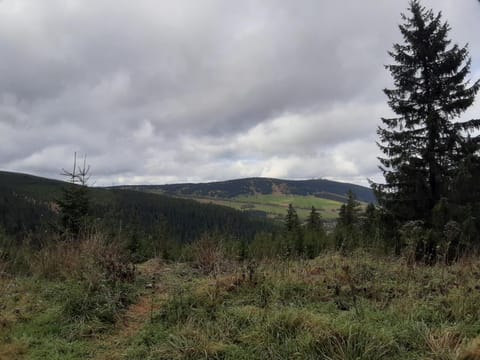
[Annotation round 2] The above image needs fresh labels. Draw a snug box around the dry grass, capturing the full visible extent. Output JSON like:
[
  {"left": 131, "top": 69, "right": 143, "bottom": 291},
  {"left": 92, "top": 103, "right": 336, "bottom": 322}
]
[
  {"left": 93, "top": 260, "right": 170, "bottom": 360},
  {"left": 424, "top": 328, "right": 464, "bottom": 359},
  {"left": 458, "top": 337, "right": 480, "bottom": 360},
  {"left": 0, "top": 341, "right": 27, "bottom": 360},
  {"left": 31, "top": 232, "right": 135, "bottom": 284},
  {"left": 5, "top": 248, "right": 480, "bottom": 359},
  {"left": 191, "top": 233, "right": 227, "bottom": 275}
]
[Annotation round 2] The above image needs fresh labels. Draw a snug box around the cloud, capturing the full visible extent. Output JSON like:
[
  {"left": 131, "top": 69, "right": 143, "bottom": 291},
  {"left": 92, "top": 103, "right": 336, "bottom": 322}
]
[{"left": 0, "top": 0, "right": 478, "bottom": 186}]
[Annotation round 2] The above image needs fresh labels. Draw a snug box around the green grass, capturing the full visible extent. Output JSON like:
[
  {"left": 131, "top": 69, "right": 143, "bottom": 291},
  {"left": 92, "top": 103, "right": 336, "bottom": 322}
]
[
  {"left": 123, "top": 254, "right": 480, "bottom": 359},
  {"left": 0, "top": 235, "right": 140, "bottom": 360},
  {"left": 0, "top": 275, "right": 143, "bottom": 360},
  {"left": 3, "top": 253, "right": 480, "bottom": 359},
  {"left": 193, "top": 194, "right": 342, "bottom": 220},
  {"left": 0, "top": 278, "right": 95, "bottom": 360}
]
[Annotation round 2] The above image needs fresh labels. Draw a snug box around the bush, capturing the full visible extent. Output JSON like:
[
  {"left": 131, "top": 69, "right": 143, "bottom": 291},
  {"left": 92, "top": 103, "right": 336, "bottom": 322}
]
[
  {"left": 190, "top": 233, "right": 227, "bottom": 275},
  {"left": 30, "top": 232, "right": 136, "bottom": 329},
  {"left": 31, "top": 232, "right": 135, "bottom": 283}
]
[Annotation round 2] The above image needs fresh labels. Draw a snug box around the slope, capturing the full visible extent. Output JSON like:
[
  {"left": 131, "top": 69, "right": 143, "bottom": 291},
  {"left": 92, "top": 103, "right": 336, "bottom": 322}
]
[
  {"left": 120, "top": 177, "right": 375, "bottom": 203},
  {"left": 116, "top": 177, "right": 375, "bottom": 221},
  {"left": 0, "top": 171, "right": 275, "bottom": 247}
]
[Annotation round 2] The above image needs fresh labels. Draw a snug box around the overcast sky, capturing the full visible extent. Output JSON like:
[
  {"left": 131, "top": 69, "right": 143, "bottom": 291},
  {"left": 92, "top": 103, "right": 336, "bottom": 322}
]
[{"left": 0, "top": 0, "right": 479, "bottom": 187}]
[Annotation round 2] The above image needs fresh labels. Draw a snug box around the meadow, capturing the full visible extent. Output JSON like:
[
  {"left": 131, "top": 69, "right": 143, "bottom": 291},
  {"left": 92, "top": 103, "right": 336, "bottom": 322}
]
[
  {"left": 191, "top": 194, "right": 342, "bottom": 221},
  {"left": 2, "top": 236, "right": 480, "bottom": 359}
]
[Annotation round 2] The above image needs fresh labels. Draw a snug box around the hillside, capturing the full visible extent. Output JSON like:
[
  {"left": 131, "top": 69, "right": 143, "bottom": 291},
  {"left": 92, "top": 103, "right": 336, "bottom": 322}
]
[
  {"left": 119, "top": 177, "right": 375, "bottom": 203},
  {"left": 115, "top": 177, "right": 375, "bottom": 221},
  {"left": 0, "top": 171, "right": 275, "bottom": 248}
]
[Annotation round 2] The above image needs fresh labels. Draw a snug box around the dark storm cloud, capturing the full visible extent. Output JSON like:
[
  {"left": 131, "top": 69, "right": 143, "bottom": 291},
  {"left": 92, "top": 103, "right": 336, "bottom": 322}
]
[{"left": 0, "top": 0, "right": 478, "bottom": 185}]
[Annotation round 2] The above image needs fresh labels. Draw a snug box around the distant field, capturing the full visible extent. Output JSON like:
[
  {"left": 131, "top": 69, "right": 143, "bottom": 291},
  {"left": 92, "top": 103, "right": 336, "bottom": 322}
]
[{"left": 190, "top": 194, "right": 342, "bottom": 220}]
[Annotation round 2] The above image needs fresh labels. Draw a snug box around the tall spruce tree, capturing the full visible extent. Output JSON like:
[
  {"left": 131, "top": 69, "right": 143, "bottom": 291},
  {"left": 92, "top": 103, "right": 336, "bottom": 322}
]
[
  {"left": 284, "top": 204, "right": 300, "bottom": 232},
  {"left": 305, "top": 206, "right": 325, "bottom": 259},
  {"left": 374, "top": 0, "right": 480, "bottom": 227},
  {"left": 338, "top": 190, "right": 361, "bottom": 228},
  {"left": 335, "top": 190, "right": 362, "bottom": 251},
  {"left": 306, "top": 206, "right": 323, "bottom": 232},
  {"left": 284, "top": 204, "right": 304, "bottom": 256}
]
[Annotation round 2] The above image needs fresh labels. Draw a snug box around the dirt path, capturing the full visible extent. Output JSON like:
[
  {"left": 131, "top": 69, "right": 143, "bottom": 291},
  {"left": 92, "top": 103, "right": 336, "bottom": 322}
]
[{"left": 93, "top": 259, "right": 169, "bottom": 360}]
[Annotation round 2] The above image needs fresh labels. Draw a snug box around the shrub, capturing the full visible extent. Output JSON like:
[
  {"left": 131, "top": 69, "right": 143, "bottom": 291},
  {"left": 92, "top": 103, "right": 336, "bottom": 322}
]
[
  {"left": 31, "top": 232, "right": 135, "bottom": 284},
  {"left": 399, "top": 220, "right": 429, "bottom": 264},
  {"left": 30, "top": 232, "right": 136, "bottom": 329},
  {"left": 191, "top": 233, "right": 227, "bottom": 275}
]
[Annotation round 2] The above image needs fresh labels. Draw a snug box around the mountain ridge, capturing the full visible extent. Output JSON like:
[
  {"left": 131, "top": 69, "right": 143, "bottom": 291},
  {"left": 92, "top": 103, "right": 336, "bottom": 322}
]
[{"left": 113, "top": 176, "right": 376, "bottom": 204}]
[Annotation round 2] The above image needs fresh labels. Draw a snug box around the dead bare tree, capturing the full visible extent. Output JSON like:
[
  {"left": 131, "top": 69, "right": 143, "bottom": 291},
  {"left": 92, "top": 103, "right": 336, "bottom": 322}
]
[{"left": 61, "top": 152, "right": 91, "bottom": 186}]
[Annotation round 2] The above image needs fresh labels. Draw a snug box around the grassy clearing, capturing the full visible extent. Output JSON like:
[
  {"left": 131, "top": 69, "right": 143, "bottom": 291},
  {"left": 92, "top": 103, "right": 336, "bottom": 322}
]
[
  {"left": 194, "top": 194, "right": 342, "bottom": 220},
  {"left": 3, "top": 252, "right": 480, "bottom": 359},
  {"left": 118, "top": 253, "right": 480, "bottom": 359}
]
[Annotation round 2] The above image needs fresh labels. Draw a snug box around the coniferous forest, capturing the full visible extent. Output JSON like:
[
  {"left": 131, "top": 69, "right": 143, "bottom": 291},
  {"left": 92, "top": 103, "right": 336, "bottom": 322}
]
[{"left": 1, "top": 1, "right": 480, "bottom": 359}]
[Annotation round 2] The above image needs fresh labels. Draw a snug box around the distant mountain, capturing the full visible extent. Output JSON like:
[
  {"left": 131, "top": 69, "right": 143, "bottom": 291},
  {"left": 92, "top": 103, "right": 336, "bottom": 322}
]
[
  {"left": 116, "top": 177, "right": 376, "bottom": 204},
  {"left": 0, "top": 171, "right": 274, "bottom": 245}
]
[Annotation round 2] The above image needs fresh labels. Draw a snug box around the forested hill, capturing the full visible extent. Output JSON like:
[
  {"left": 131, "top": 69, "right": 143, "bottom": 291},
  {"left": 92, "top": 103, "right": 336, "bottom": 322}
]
[
  {"left": 116, "top": 177, "right": 376, "bottom": 204},
  {"left": 0, "top": 171, "right": 275, "bottom": 245},
  {"left": 0, "top": 170, "right": 65, "bottom": 200}
]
